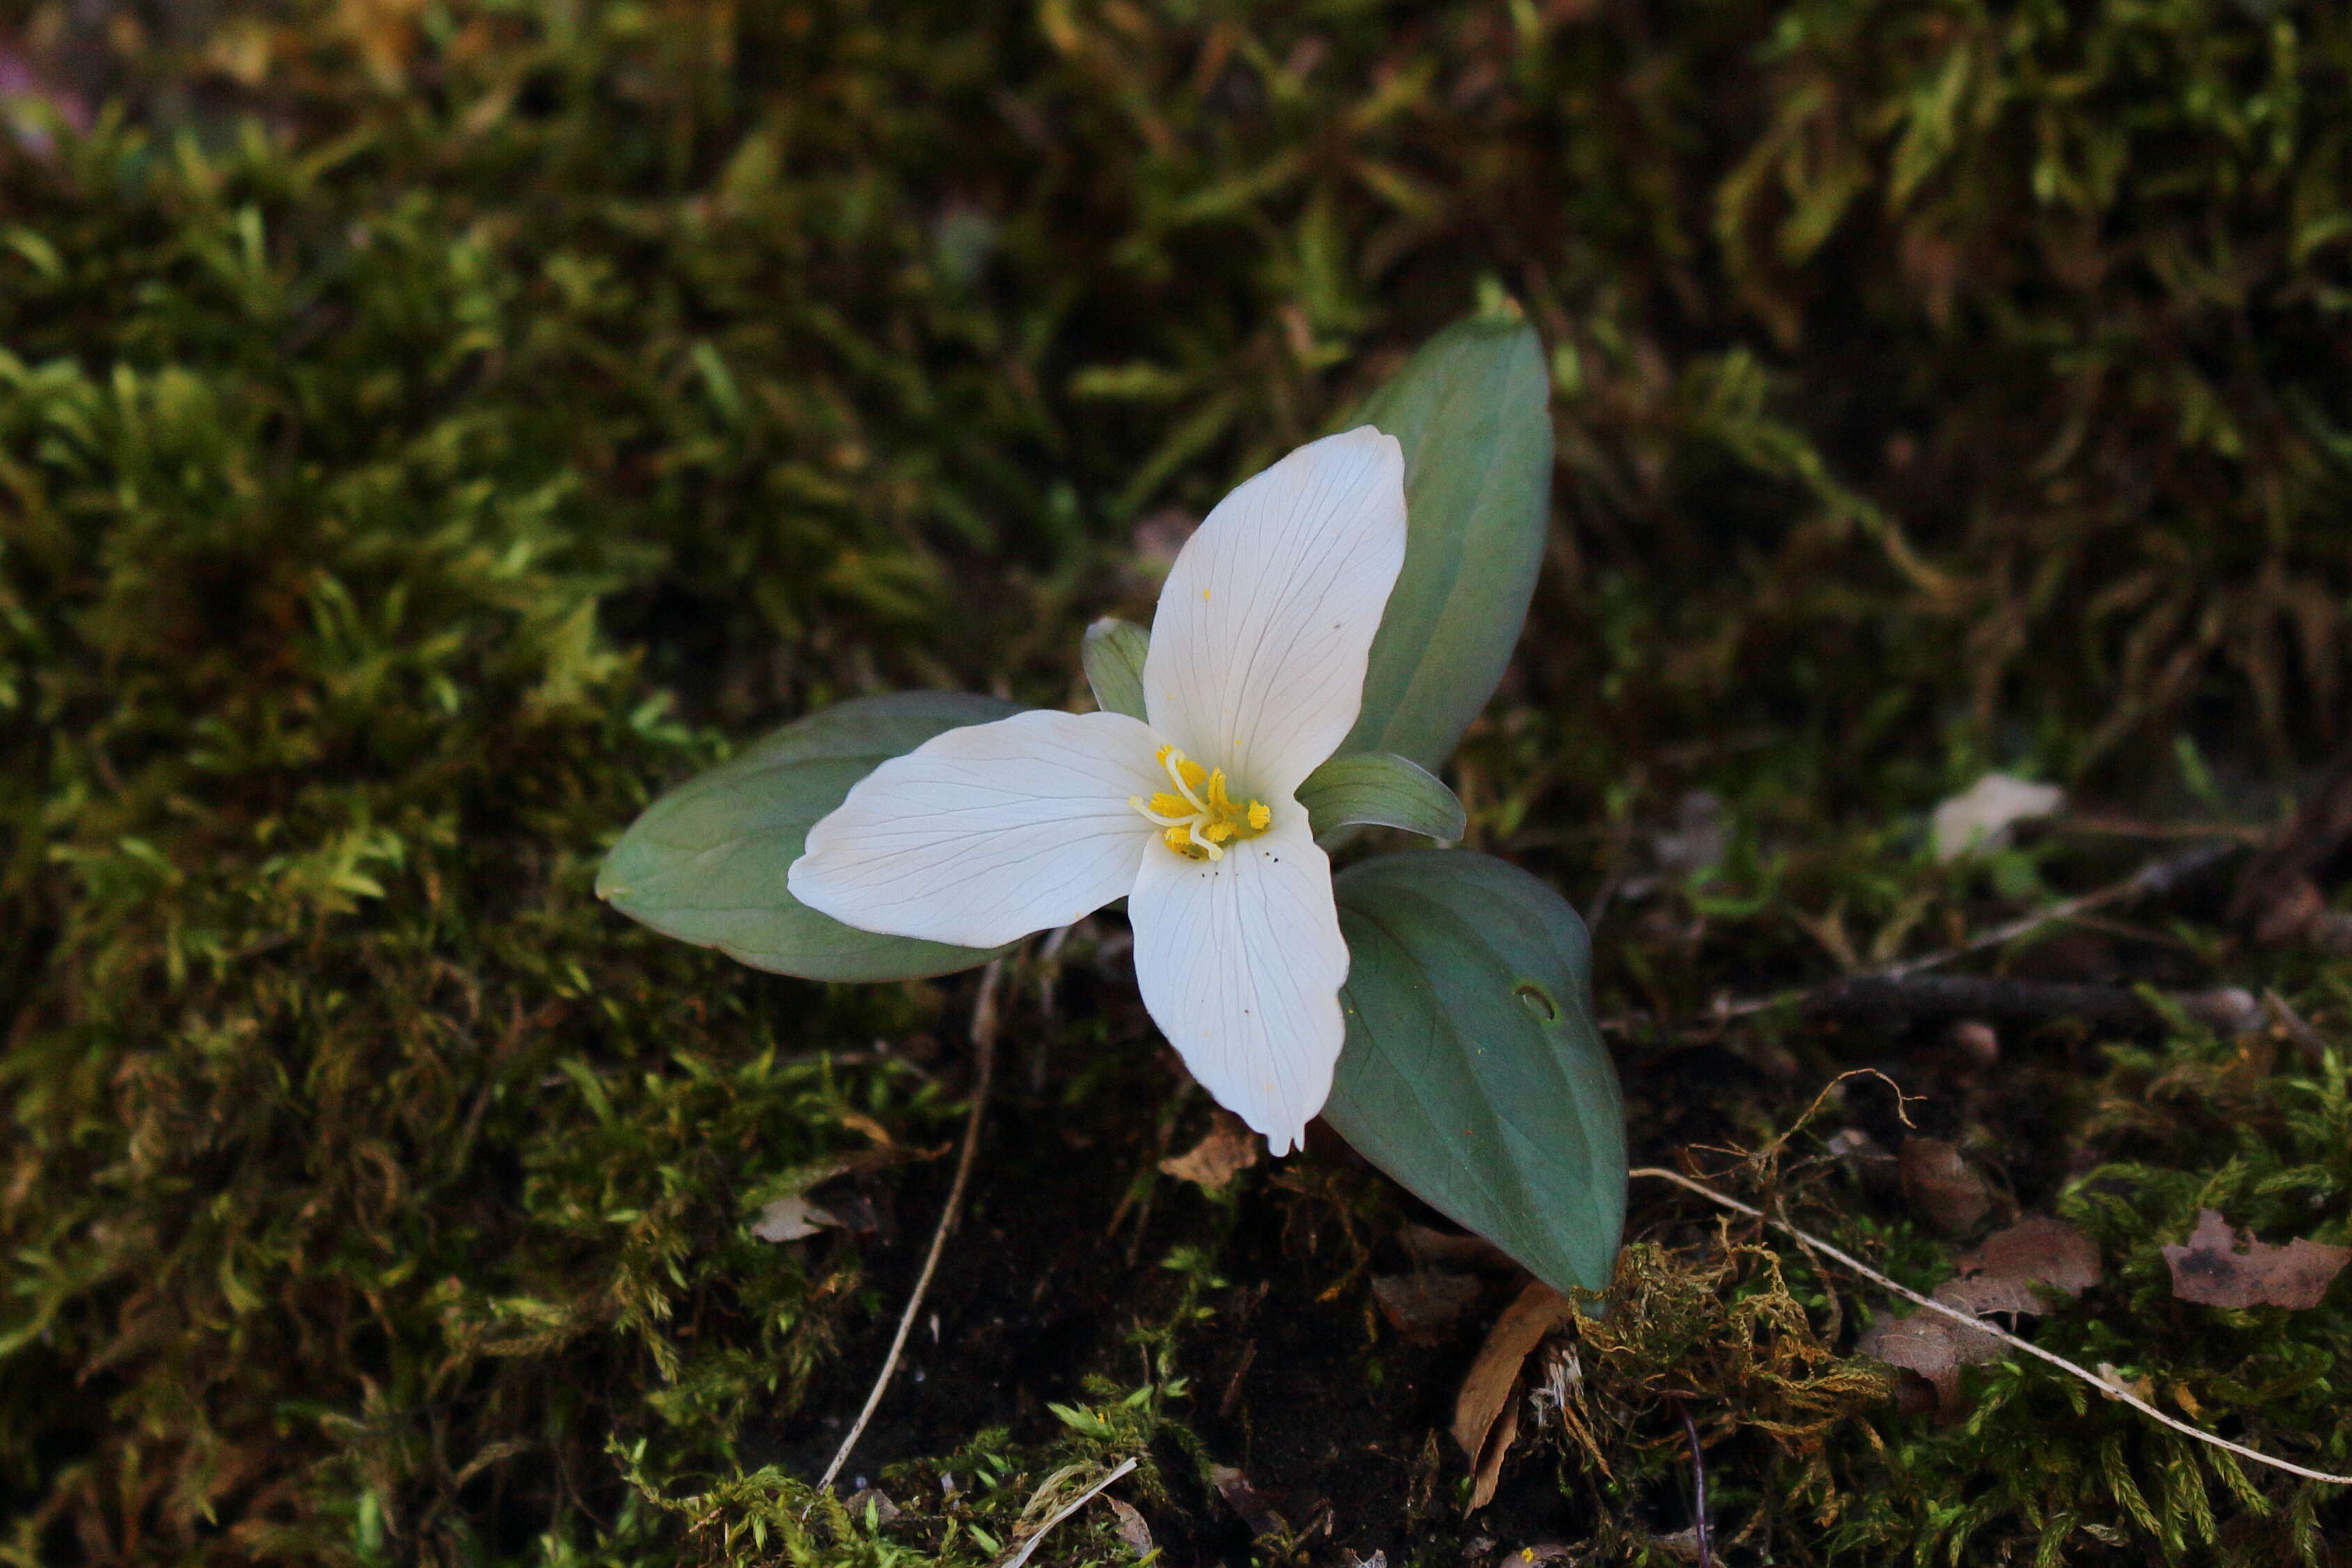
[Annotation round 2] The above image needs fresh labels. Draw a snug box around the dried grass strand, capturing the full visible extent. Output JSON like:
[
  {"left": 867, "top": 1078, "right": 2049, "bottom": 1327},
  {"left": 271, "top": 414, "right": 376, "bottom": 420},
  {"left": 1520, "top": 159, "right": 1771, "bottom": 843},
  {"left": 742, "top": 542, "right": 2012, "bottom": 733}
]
[
  {"left": 1629, "top": 1166, "right": 2352, "bottom": 1487},
  {"left": 814, "top": 958, "right": 1005, "bottom": 1497},
  {"left": 997, "top": 1457, "right": 1139, "bottom": 1568}
]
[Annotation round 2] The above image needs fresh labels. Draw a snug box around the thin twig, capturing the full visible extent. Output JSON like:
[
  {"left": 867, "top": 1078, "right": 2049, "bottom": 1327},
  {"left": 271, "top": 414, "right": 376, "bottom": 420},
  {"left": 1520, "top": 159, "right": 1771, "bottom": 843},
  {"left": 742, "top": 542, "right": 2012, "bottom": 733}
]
[
  {"left": 2057, "top": 814, "right": 2268, "bottom": 844},
  {"left": 998, "top": 1457, "right": 1139, "bottom": 1568},
  {"left": 1629, "top": 1166, "right": 2352, "bottom": 1487},
  {"left": 1618, "top": 838, "right": 2239, "bottom": 1034},
  {"left": 1674, "top": 1401, "right": 1712, "bottom": 1568},
  {"left": 1876, "top": 838, "right": 2236, "bottom": 983},
  {"left": 1031, "top": 922, "right": 1075, "bottom": 1095},
  {"left": 814, "top": 959, "right": 1005, "bottom": 1497},
  {"left": 1806, "top": 975, "right": 2257, "bottom": 1034}
]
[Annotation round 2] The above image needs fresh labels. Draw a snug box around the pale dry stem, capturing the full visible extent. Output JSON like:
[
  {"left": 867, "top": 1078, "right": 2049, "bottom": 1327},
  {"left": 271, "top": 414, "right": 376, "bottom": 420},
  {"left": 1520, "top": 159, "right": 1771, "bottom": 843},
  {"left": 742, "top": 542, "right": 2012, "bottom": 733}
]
[
  {"left": 1629, "top": 1166, "right": 2352, "bottom": 1487},
  {"left": 814, "top": 958, "right": 1006, "bottom": 1498},
  {"left": 998, "top": 1457, "right": 1140, "bottom": 1568}
]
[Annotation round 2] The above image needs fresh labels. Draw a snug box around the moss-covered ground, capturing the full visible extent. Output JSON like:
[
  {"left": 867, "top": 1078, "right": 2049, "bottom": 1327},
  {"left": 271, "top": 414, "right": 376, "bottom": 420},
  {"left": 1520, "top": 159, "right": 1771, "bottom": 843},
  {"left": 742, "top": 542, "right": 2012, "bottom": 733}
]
[{"left": 2, "top": 1, "right": 2349, "bottom": 1562}]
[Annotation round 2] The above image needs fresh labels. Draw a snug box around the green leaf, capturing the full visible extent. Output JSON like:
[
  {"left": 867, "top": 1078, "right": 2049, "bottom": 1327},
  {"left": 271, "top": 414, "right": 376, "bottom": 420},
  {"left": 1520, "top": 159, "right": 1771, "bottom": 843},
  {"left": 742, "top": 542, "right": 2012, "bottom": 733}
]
[
  {"left": 1082, "top": 617, "right": 1150, "bottom": 720},
  {"left": 1295, "top": 752, "right": 1465, "bottom": 841},
  {"left": 1341, "top": 315, "right": 1552, "bottom": 770},
  {"left": 596, "top": 692, "right": 1018, "bottom": 981},
  {"left": 1325, "top": 850, "right": 1624, "bottom": 1295}
]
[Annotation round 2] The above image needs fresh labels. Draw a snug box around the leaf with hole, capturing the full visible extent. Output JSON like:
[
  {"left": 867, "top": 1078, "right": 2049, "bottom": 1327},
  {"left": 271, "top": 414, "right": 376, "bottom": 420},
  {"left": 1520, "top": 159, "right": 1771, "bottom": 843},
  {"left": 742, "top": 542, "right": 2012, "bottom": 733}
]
[
  {"left": 597, "top": 692, "right": 1018, "bottom": 981},
  {"left": 1324, "top": 850, "right": 1624, "bottom": 1295}
]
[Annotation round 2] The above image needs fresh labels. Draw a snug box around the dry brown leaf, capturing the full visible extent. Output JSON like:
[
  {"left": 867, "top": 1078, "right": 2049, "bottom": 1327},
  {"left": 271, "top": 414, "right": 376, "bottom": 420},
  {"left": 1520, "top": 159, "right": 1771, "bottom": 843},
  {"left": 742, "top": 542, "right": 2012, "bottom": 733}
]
[
  {"left": 1858, "top": 1212, "right": 2099, "bottom": 1412},
  {"left": 2163, "top": 1208, "right": 2352, "bottom": 1310},
  {"left": 1208, "top": 1465, "right": 1284, "bottom": 1536},
  {"left": 1371, "top": 1272, "right": 1483, "bottom": 1345},
  {"left": 1955, "top": 1214, "right": 2101, "bottom": 1296},
  {"left": 2096, "top": 1361, "right": 2156, "bottom": 1404},
  {"left": 1104, "top": 1495, "right": 1153, "bottom": 1558},
  {"left": 1400, "top": 1221, "right": 1519, "bottom": 1274},
  {"left": 1453, "top": 1278, "right": 1574, "bottom": 1509},
  {"left": 1932, "top": 1274, "right": 2046, "bottom": 1318},
  {"left": 1467, "top": 1394, "right": 1520, "bottom": 1514},
  {"left": 1159, "top": 1112, "right": 1262, "bottom": 1191},
  {"left": 1898, "top": 1137, "right": 1991, "bottom": 1234},
  {"left": 1856, "top": 1307, "right": 2004, "bottom": 1407},
  {"left": 1453, "top": 1280, "right": 1574, "bottom": 1458}
]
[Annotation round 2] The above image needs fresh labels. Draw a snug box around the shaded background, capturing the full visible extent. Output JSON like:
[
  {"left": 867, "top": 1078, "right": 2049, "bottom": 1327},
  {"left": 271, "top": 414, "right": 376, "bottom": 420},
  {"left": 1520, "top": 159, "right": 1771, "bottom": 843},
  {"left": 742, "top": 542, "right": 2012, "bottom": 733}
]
[{"left": 1, "top": 1, "right": 2348, "bottom": 1563}]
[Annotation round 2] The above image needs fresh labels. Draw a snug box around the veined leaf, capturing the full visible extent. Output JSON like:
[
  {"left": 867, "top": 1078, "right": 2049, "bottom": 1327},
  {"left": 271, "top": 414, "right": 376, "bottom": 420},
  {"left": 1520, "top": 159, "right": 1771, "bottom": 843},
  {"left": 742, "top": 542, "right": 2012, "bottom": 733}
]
[
  {"left": 1295, "top": 752, "right": 1465, "bottom": 841},
  {"left": 1325, "top": 850, "right": 1624, "bottom": 1296},
  {"left": 1341, "top": 316, "right": 1552, "bottom": 770},
  {"left": 597, "top": 692, "right": 1018, "bottom": 981},
  {"left": 1082, "top": 617, "right": 1150, "bottom": 720}
]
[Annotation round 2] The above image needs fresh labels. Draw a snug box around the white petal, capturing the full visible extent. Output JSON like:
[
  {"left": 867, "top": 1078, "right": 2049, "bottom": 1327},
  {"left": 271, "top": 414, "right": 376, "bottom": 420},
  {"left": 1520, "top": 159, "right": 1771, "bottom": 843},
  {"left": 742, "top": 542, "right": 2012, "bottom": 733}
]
[
  {"left": 1127, "top": 811, "right": 1348, "bottom": 1155},
  {"left": 1143, "top": 427, "right": 1407, "bottom": 799},
  {"left": 789, "top": 710, "right": 1164, "bottom": 948}
]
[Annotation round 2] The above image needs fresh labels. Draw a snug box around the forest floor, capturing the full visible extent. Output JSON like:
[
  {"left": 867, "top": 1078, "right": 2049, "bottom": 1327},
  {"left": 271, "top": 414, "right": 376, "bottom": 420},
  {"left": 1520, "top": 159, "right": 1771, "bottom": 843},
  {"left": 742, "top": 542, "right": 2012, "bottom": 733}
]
[{"left": 3, "top": 3, "right": 2350, "bottom": 1565}]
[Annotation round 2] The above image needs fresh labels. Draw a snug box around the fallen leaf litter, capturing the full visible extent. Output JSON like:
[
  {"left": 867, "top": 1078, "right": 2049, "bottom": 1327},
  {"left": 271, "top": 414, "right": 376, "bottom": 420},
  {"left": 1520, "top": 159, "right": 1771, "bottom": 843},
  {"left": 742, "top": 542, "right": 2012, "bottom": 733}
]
[{"left": 2163, "top": 1208, "right": 2351, "bottom": 1310}]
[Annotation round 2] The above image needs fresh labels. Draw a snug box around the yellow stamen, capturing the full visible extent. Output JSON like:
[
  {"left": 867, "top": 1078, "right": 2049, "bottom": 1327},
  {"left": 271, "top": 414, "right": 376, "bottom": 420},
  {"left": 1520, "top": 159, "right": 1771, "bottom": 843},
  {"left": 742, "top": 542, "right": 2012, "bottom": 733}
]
[
  {"left": 1151, "top": 745, "right": 1210, "bottom": 812},
  {"left": 1129, "top": 745, "right": 1272, "bottom": 861}
]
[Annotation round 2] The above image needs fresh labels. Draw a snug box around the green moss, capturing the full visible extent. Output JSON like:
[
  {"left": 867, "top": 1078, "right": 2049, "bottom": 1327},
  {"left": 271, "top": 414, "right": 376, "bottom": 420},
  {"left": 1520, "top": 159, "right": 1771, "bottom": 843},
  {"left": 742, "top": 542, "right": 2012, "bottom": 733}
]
[{"left": 1, "top": 0, "right": 2349, "bottom": 1561}]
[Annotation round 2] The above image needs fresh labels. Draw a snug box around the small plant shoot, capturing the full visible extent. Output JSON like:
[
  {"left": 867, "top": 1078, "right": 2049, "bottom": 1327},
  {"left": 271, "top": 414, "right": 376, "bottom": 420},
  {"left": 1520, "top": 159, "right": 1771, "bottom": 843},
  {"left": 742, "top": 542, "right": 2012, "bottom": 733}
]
[{"left": 604, "top": 317, "right": 1625, "bottom": 1288}]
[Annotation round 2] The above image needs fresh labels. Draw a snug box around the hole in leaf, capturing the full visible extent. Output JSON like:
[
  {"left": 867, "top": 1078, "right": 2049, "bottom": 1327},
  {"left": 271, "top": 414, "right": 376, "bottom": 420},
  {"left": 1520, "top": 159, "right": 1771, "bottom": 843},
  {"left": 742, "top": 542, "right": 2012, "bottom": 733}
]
[{"left": 1515, "top": 982, "right": 1556, "bottom": 1021}]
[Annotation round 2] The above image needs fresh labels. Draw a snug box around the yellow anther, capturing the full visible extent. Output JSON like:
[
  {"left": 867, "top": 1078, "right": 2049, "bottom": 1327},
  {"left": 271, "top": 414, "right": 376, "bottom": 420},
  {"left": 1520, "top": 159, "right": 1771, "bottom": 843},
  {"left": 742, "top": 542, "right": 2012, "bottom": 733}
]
[{"left": 1130, "top": 743, "right": 1274, "bottom": 860}]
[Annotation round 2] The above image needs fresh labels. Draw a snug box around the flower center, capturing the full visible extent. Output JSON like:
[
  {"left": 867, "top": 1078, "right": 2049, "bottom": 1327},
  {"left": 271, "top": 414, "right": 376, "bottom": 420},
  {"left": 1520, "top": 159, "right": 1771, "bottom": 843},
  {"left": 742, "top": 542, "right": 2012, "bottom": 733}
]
[{"left": 1128, "top": 745, "right": 1271, "bottom": 862}]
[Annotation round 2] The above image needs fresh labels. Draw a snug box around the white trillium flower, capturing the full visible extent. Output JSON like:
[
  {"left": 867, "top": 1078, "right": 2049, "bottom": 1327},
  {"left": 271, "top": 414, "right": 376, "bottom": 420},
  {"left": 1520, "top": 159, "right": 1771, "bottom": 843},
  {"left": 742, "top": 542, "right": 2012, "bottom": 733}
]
[{"left": 788, "top": 427, "right": 1408, "bottom": 1155}]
